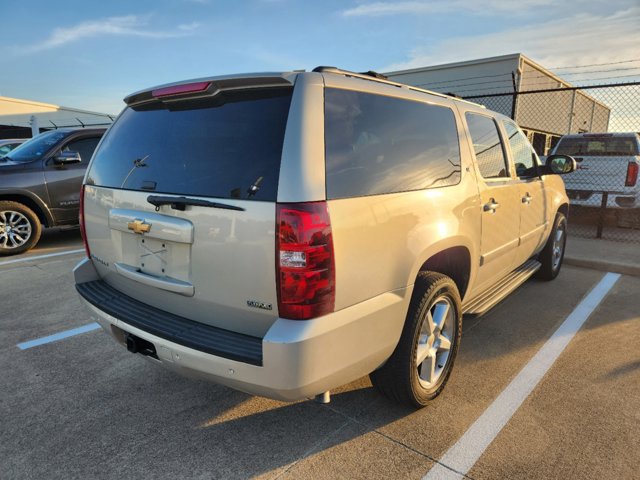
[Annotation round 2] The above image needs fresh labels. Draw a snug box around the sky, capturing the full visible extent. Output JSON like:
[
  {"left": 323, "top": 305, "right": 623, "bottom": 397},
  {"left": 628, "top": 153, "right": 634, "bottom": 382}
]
[{"left": 1, "top": 0, "right": 639, "bottom": 115}]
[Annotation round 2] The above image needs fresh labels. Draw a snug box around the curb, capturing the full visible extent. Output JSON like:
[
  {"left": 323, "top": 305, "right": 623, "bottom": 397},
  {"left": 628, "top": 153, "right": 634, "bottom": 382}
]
[{"left": 564, "top": 256, "right": 640, "bottom": 277}]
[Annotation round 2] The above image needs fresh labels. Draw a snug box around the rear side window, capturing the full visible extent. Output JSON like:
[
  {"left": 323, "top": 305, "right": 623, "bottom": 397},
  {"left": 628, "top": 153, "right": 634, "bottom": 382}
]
[
  {"left": 465, "top": 113, "right": 509, "bottom": 179},
  {"left": 324, "top": 88, "right": 461, "bottom": 199},
  {"left": 554, "top": 136, "right": 640, "bottom": 156},
  {"left": 86, "top": 88, "right": 293, "bottom": 201}
]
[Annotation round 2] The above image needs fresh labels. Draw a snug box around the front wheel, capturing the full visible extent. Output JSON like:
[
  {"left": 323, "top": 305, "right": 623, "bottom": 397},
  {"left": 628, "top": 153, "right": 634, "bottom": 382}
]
[
  {"left": 0, "top": 201, "right": 42, "bottom": 256},
  {"left": 370, "top": 272, "right": 462, "bottom": 408},
  {"left": 536, "top": 212, "right": 567, "bottom": 281}
]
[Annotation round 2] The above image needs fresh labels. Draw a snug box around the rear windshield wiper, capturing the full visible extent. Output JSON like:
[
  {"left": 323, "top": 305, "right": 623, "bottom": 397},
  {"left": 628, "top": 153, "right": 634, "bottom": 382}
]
[{"left": 147, "top": 195, "right": 245, "bottom": 212}]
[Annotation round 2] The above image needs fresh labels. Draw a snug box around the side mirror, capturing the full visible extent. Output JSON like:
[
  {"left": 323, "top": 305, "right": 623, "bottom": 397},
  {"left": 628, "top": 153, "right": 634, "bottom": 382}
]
[
  {"left": 54, "top": 151, "right": 82, "bottom": 165},
  {"left": 545, "top": 154, "right": 576, "bottom": 175}
]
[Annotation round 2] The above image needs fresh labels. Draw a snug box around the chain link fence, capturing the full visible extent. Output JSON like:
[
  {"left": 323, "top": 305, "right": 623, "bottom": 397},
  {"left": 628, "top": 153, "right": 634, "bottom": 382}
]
[{"left": 465, "top": 82, "right": 640, "bottom": 243}]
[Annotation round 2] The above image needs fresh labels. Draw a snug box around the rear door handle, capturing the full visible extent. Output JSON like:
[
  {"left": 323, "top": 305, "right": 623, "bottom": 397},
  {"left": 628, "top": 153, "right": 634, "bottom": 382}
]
[
  {"left": 522, "top": 193, "right": 532, "bottom": 204},
  {"left": 483, "top": 199, "right": 500, "bottom": 213}
]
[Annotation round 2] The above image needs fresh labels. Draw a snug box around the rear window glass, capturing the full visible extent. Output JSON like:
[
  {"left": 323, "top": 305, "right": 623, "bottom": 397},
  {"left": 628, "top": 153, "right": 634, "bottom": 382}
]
[
  {"left": 325, "top": 88, "right": 461, "bottom": 199},
  {"left": 86, "top": 87, "right": 293, "bottom": 201},
  {"left": 554, "top": 136, "right": 639, "bottom": 156}
]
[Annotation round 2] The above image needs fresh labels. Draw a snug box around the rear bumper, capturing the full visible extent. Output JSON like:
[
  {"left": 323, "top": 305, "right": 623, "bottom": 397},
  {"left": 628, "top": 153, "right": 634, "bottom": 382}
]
[
  {"left": 74, "top": 258, "right": 410, "bottom": 401},
  {"left": 566, "top": 189, "right": 637, "bottom": 208}
]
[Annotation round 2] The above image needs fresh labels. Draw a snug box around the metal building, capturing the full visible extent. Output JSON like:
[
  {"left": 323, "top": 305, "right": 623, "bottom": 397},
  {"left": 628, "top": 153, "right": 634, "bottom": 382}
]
[
  {"left": 385, "top": 53, "right": 611, "bottom": 155},
  {"left": 0, "top": 96, "right": 114, "bottom": 139}
]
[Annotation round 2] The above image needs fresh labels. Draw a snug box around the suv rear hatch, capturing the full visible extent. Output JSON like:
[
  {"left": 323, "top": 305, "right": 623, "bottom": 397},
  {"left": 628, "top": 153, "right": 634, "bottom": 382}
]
[{"left": 82, "top": 78, "right": 294, "bottom": 338}]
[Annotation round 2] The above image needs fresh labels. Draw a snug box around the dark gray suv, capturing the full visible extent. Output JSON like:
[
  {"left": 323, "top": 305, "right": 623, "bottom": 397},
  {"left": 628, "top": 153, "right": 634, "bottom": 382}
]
[{"left": 0, "top": 127, "right": 105, "bottom": 255}]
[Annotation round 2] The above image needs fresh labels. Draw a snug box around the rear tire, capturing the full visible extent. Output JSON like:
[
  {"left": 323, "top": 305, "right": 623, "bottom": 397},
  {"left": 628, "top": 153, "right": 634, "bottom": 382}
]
[
  {"left": 0, "top": 201, "right": 42, "bottom": 256},
  {"left": 370, "top": 272, "right": 462, "bottom": 408},
  {"left": 536, "top": 212, "right": 567, "bottom": 281}
]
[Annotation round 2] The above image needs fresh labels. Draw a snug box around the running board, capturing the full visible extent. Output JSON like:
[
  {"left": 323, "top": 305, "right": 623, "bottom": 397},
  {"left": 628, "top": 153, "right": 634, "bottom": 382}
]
[{"left": 463, "top": 259, "right": 541, "bottom": 316}]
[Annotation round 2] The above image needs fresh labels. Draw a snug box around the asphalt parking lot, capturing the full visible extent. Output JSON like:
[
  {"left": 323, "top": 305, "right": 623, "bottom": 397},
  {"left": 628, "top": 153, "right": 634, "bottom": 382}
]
[{"left": 2, "top": 231, "right": 639, "bottom": 479}]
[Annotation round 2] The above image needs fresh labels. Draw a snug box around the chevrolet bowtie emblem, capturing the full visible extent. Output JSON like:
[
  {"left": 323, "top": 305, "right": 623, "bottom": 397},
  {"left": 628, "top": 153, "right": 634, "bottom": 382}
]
[{"left": 127, "top": 219, "right": 152, "bottom": 235}]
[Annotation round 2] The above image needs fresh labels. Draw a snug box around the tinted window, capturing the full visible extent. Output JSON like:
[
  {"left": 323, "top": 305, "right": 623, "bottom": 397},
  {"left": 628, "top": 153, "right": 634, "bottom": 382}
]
[
  {"left": 5, "top": 130, "right": 68, "bottom": 163},
  {"left": 503, "top": 121, "right": 538, "bottom": 178},
  {"left": 87, "top": 88, "right": 293, "bottom": 201},
  {"left": 465, "top": 113, "right": 509, "bottom": 179},
  {"left": 64, "top": 136, "right": 101, "bottom": 162},
  {"left": 325, "top": 89, "right": 461, "bottom": 199},
  {"left": 554, "top": 136, "right": 639, "bottom": 156}
]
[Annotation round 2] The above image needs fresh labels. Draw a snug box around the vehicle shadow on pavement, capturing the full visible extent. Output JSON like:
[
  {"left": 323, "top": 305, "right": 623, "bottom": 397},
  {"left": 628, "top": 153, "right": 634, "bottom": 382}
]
[
  {"left": 188, "top": 381, "right": 420, "bottom": 479},
  {"left": 37, "top": 227, "right": 81, "bottom": 249}
]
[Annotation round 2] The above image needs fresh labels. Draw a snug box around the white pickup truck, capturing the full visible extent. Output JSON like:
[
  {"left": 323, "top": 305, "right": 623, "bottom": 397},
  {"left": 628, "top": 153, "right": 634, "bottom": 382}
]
[{"left": 550, "top": 132, "right": 640, "bottom": 209}]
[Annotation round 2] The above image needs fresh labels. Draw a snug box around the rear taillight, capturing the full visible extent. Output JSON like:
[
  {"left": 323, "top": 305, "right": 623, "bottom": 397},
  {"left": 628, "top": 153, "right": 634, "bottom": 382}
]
[
  {"left": 276, "top": 202, "right": 335, "bottom": 320},
  {"left": 79, "top": 185, "right": 91, "bottom": 258},
  {"left": 625, "top": 162, "right": 638, "bottom": 187}
]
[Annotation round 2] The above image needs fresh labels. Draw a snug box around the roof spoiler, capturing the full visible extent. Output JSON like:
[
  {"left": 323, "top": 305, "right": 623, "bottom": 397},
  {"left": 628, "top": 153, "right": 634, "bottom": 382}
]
[{"left": 124, "top": 75, "right": 293, "bottom": 107}]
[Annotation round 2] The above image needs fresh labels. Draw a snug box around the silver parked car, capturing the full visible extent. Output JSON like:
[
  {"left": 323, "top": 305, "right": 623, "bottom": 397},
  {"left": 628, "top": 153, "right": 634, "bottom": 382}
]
[
  {"left": 0, "top": 138, "right": 26, "bottom": 156},
  {"left": 74, "top": 68, "right": 575, "bottom": 407}
]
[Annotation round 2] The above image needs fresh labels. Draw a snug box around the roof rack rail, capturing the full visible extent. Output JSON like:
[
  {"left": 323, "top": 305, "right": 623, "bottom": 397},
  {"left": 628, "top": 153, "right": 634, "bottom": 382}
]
[
  {"left": 311, "top": 66, "right": 483, "bottom": 107},
  {"left": 312, "top": 66, "right": 388, "bottom": 81},
  {"left": 359, "top": 70, "right": 388, "bottom": 80}
]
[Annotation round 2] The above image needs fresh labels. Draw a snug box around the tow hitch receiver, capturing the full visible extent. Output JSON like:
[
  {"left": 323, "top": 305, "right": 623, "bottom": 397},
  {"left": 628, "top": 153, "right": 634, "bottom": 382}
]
[{"left": 124, "top": 332, "right": 158, "bottom": 359}]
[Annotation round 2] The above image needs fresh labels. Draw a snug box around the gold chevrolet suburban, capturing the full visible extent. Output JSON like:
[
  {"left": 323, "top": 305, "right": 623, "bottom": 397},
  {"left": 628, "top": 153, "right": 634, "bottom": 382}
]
[{"left": 74, "top": 67, "right": 575, "bottom": 407}]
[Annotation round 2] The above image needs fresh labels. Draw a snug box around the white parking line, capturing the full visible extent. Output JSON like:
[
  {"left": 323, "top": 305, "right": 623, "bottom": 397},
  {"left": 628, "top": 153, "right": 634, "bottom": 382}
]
[
  {"left": 17, "top": 323, "right": 101, "bottom": 350},
  {"left": 423, "top": 272, "right": 621, "bottom": 480},
  {"left": 0, "top": 248, "right": 84, "bottom": 266}
]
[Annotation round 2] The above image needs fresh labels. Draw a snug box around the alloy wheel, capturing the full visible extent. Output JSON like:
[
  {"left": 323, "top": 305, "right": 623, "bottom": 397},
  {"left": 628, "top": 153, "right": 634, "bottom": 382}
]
[
  {"left": 415, "top": 295, "right": 455, "bottom": 388},
  {"left": 0, "top": 210, "right": 32, "bottom": 249},
  {"left": 552, "top": 221, "right": 566, "bottom": 271}
]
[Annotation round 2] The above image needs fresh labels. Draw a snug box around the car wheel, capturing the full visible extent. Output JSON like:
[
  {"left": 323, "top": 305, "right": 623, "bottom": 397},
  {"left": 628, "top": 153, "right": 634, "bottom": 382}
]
[
  {"left": 370, "top": 272, "right": 462, "bottom": 407},
  {"left": 535, "top": 212, "right": 567, "bottom": 281},
  {"left": 0, "top": 201, "right": 42, "bottom": 256}
]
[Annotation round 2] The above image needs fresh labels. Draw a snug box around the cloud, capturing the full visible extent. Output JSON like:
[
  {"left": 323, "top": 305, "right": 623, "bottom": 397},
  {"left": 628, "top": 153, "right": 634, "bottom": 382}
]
[
  {"left": 382, "top": 7, "right": 640, "bottom": 74},
  {"left": 19, "top": 15, "right": 199, "bottom": 53},
  {"left": 342, "top": 0, "right": 557, "bottom": 17},
  {"left": 178, "top": 22, "right": 201, "bottom": 31}
]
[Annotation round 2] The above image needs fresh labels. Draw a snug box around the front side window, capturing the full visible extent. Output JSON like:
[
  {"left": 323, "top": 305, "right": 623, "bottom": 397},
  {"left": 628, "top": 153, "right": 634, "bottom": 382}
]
[
  {"left": 465, "top": 113, "right": 509, "bottom": 179},
  {"left": 325, "top": 88, "right": 461, "bottom": 199},
  {"left": 503, "top": 121, "right": 538, "bottom": 178}
]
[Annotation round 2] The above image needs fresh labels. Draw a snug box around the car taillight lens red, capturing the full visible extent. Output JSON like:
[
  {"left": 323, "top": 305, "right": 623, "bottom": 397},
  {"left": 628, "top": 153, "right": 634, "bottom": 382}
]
[
  {"left": 79, "top": 185, "right": 91, "bottom": 258},
  {"left": 276, "top": 202, "right": 335, "bottom": 320},
  {"left": 151, "top": 82, "right": 211, "bottom": 97},
  {"left": 625, "top": 162, "right": 638, "bottom": 187}
]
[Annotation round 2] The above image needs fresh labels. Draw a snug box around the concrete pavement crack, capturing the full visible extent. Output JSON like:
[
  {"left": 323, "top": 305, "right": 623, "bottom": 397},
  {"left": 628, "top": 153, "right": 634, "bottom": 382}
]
[
  {"left": 320, "top": 403, "right": 476, "bottom": 480},
  {"left": 271, "top": 418, "right": 353, "bottom": 480}
]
